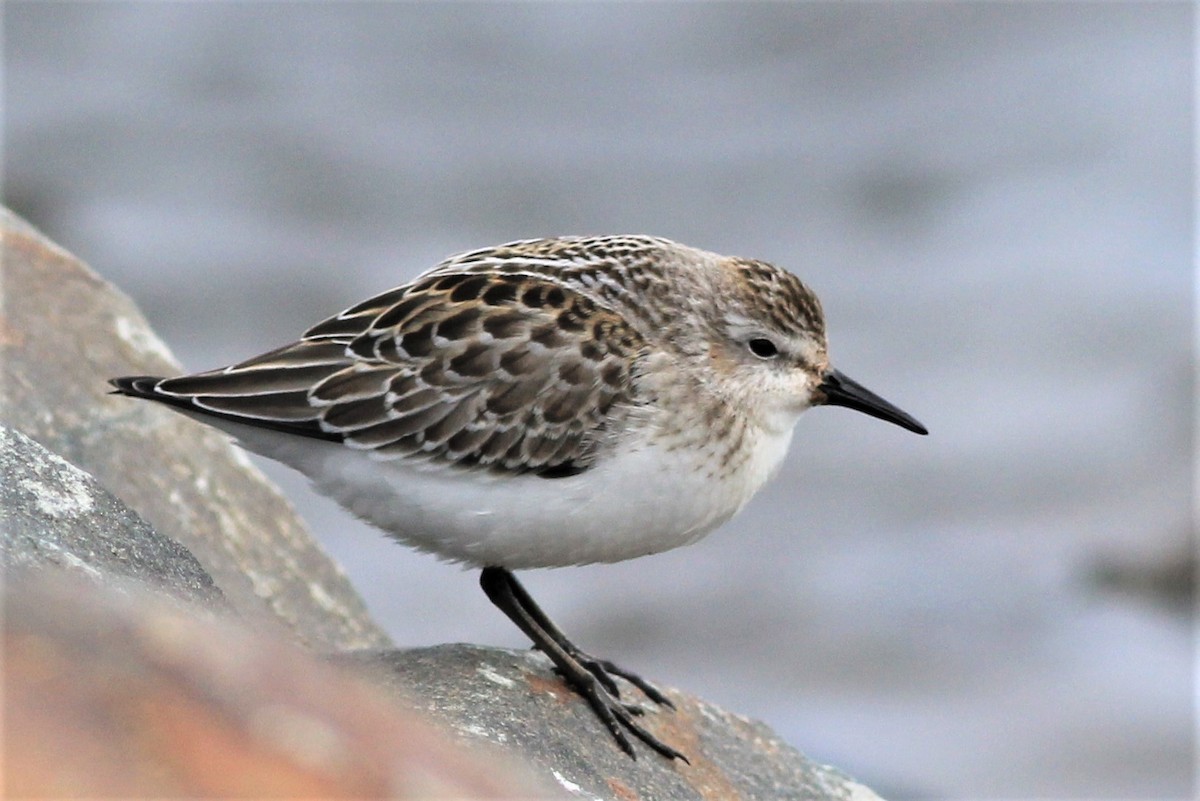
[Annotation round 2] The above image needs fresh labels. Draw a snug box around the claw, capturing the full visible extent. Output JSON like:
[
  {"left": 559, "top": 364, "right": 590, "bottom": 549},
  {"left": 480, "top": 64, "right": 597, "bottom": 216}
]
[{"left": 564, "top": 664, "right": 686, "bottom": 760}]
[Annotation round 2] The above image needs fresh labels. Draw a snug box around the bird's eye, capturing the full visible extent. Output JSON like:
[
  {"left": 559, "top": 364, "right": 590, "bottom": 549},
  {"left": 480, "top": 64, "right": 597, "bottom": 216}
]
[{"left": 747, "top": 338, "right": 779, "bottom": 359}]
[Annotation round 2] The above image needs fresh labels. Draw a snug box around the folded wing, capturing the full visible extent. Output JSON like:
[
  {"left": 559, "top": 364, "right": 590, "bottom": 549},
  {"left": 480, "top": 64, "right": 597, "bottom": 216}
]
[{"left": 112, "top": 269, "right": 648, "bottom": 477}]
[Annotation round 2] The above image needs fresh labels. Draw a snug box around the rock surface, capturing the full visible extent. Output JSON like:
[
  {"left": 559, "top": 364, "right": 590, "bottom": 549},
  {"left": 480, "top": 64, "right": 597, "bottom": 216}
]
[
  {"left": 4, "top": 576, "right": 551, "bottom": 799},
  {"left": 0, "top": 207, "right": 388, "bottom": 651},
  {"left": 346, "top": 645, "right": 882, "bottom": 801},
  {"left": 1, "top": 206, "right": 885, "bottom": 799},
  {"left": 0, "top": 424, "right": 221, "bottom": 607}
]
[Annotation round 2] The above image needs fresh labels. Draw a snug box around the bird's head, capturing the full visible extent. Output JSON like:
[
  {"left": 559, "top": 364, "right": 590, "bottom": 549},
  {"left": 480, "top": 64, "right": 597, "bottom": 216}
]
[{"left": 709, "top": 257, "right": 928, "bottom": 437}]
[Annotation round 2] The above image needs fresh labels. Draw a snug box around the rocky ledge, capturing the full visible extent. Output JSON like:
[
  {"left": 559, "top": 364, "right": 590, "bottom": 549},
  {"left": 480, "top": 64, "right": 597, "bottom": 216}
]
[{"left": 1, "top": 207, "right": 882, "bottom": 800}]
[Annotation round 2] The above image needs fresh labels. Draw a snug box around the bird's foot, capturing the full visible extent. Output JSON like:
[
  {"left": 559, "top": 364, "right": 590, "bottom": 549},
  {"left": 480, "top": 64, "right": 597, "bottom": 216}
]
[
  {"left": 483, "top": 567, "right": 687, "bottom": 761},
  {"left": 545, "top": 650, "right": 675, "bottom": 709},
  {"left": 582, "top": 656, "right": 675, "bottom": 709},
  {"left": 564, "top": 663, "right": 689, "bottom": 762}
]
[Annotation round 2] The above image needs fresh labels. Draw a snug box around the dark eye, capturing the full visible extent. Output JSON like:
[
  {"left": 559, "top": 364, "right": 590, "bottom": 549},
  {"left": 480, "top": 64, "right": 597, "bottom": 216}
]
[{"left": 748, "top": 338, "right": 779, "bottom": 359}]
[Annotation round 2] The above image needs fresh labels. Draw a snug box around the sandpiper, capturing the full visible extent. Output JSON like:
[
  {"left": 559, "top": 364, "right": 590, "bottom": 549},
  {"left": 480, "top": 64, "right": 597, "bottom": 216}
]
[{"left": 111, "top": 235, "right": 927, "bottom": 760}]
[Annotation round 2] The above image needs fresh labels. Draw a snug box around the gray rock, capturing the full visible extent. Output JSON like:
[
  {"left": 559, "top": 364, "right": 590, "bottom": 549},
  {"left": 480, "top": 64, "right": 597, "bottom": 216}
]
[
  {"left": 0, "top": 424, "right": 222, "bottom": 607},
  {"left": 0, "top": 206, "right": 389, "bottom": 650},
  {"left": 5, "top": 575, "right": 555, "bottom": 799},
  {"left": 341, "top": 644, "right": 883, "bottom": 801}
]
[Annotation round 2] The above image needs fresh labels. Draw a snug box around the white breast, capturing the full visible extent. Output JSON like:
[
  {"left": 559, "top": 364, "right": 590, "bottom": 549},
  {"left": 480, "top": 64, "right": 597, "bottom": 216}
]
[{"left": 210, "top": 415, "right": 796, "bottom": 569}]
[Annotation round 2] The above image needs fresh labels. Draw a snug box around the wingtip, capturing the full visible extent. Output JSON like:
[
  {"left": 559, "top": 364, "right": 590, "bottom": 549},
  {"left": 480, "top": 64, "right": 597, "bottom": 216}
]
[{"left": 108, "top": 375, "right": 165, "bottom": 397}]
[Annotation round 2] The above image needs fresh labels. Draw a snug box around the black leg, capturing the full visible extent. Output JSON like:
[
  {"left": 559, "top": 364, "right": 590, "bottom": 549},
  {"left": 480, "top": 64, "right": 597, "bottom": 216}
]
[
  {"left": 479, "top": 567, "right": 687, "bottom": 762},
  {"left": 499, "top": 569, "right": 675, "bottom": 709}
]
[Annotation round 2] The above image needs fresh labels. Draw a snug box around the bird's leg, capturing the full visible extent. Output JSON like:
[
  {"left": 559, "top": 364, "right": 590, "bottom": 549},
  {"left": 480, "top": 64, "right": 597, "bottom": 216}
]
[
  {"left": 498, "top": 568, "right": 674, "bottom": 709},
  {"left": 479, "top": 567, "right": 686, "bottom": 762}
]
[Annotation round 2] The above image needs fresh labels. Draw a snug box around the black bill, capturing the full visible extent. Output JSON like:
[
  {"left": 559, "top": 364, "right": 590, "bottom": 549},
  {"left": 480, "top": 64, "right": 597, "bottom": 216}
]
[{"left": 817, "top": 368, "right": 928, "bottom": 435}]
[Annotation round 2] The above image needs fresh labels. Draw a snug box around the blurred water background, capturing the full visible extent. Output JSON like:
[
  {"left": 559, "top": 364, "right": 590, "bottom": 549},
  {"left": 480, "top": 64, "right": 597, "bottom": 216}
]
[{"left": 5, "top": 3, "right": 1193, "bottom": 798}]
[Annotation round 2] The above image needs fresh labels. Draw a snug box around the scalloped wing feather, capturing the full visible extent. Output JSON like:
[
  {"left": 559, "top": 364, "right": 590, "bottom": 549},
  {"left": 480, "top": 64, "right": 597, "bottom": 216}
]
[{"left": 146, "top": 269, "right": 648, "bottom": 476}]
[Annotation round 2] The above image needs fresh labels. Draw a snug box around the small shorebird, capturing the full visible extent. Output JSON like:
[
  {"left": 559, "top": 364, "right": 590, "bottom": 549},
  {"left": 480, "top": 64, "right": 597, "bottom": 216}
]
[{"left": 111, "top": 235, "right": 926, "bottom": 761}]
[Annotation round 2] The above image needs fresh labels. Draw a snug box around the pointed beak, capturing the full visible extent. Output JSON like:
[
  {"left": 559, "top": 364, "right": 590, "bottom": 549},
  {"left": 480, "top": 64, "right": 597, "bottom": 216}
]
[{"left": 816, "top": 368, "right": 928, "bottom": 435}]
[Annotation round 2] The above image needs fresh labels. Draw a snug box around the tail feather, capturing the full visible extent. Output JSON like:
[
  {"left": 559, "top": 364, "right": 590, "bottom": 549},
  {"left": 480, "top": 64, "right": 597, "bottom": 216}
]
[{"left": 108, "top": 375, "right": 343, "bottom": 443}]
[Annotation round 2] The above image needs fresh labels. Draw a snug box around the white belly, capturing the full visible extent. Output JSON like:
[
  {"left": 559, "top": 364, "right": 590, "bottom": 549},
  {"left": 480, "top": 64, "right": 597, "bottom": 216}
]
[{"left": 207, "top": 416, "right": 795, "bottom": 569}]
